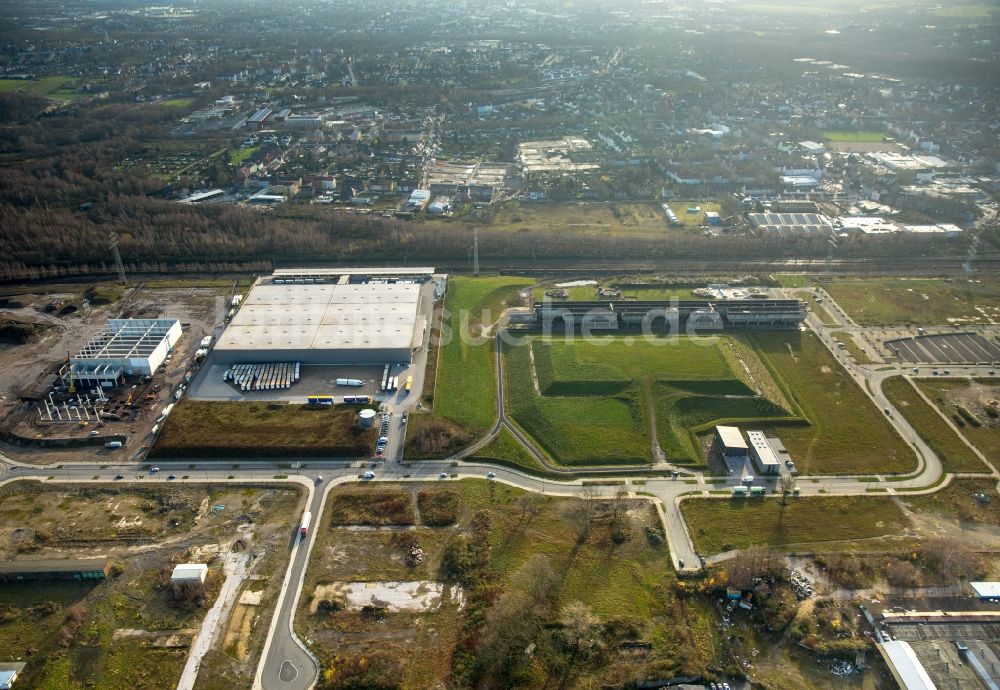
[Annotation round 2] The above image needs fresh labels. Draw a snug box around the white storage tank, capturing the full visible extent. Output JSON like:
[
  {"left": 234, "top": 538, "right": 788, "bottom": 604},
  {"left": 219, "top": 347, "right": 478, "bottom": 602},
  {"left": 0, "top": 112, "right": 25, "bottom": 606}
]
[{"left": 357, "top": 408, "right": 377, "bottom": 428}]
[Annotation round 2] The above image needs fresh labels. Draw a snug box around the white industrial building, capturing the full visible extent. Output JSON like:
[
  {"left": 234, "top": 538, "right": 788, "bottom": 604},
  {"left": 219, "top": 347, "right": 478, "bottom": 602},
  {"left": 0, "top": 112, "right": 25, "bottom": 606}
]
[
  {"left": 69, "top": 319, "right": 182, "bottom": 387},
  {"left": 877, "top": 640, "right": 938, "bottom": 690},
  {"left": 212, "top": 268, "right": 432, "bottom": 365},
  {"left": 747, "top": 430, "right": 780, "bottom": 475}
]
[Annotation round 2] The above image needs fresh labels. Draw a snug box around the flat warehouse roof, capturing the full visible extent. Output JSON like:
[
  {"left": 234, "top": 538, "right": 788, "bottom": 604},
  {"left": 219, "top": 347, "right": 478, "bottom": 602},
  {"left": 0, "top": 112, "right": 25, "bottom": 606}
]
[
  {"left": 272, "top": 267, "right": 434, "bottom": 276},
  {"left": 716, "top": 425, "right": 747, "bottom": 450},
  {"left": 972, "top": 582, "right": 1000, "bottom": 598},
  {"left": 216, "top": 280, "right": 424, "bottom": 355}
]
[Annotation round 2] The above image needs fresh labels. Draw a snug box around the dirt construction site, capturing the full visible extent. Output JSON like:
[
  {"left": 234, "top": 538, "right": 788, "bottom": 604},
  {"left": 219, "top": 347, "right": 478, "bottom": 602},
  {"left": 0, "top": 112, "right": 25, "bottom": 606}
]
[
  {"left": 0, "top": 480, "right": 303, "bottom": 689},
  {"left": 0, "top": 279, "right": 238, "bottom": 463}
]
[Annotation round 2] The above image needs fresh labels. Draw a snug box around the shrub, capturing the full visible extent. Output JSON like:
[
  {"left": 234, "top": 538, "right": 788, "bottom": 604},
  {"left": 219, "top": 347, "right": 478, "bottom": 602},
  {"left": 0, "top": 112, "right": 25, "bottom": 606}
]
[{"left": 417, "top": 490, "right": 461, "bottom": 526}]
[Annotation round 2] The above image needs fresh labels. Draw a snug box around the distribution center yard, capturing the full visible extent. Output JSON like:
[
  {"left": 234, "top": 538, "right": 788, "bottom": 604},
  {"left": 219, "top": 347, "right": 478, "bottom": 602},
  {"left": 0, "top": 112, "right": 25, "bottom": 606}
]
[
  {"left": 152, "top": 400, "right": 377, "bottom": 458},
  {"left": 505, "top": 335, "right": 793, "bottom": 466},
  {"left": 881, "top": 376, "right": 988, "bottom": 473},
  {"left": 824, "top": 278, "right": 1000, "bottom": 326},
  {"left": 747, "top": 331, "right": 915, "bottom": 474},
  {"left": 297, "top": 480, "right": 725, "bottom": 687},
  {"left": 681, "top": 495, "right": 912, "bottom": 555},
  {"left": 0, "top": 481, "right": 302, "bottom": 690}
]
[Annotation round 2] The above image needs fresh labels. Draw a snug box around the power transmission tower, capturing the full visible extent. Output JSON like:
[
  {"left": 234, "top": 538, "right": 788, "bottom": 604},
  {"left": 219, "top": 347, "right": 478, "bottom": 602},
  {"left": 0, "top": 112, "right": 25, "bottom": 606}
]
[
  {"left": 473, "top": 227, "right": 480, "bottom": 277},
  {"left": 109, "top": 230, "right": 127, "bottom": 284}
]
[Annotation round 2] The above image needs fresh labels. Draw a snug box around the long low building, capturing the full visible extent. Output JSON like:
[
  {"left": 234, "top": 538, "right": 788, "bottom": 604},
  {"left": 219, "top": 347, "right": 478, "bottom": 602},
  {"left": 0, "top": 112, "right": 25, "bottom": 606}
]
[
  {"left": 534, "top": 299, "right": 806, "bottom": 331},
  {"left": 877, "top": 640, "right": 938, "bottom": 690},
  {"left": 0, "top": 558, "right": 111, "bottom": 582},
  {"left": 747, "top": 430, "right": 781, "bottom": 475},
  {"left": 213, "top": 269, "right": 433, "bottom": 365}
]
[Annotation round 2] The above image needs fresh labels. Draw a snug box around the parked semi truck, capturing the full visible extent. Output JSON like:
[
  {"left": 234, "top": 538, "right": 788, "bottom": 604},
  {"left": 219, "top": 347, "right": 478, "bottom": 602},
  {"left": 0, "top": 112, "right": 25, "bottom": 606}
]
[{"left": 336, "top": 378, "right": 364, "bottom": 387}]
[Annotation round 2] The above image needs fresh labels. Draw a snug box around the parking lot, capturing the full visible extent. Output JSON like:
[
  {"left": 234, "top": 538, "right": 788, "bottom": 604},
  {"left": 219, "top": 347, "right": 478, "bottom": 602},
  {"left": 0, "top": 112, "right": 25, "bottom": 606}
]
[{"left": 886, "top": 332, "right": 1000, "bottom": 364}]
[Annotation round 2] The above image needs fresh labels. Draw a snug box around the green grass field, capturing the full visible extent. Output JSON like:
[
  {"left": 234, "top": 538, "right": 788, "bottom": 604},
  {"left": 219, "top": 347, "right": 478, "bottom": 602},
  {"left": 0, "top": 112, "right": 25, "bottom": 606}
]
[
  {"left": 824, "top": 278, "right": 1000, "bottom": 326},
  {"left": 882, "top": 377, "right": 987, "bottom": 473},
  {"left": 228, "top": 146, "right": 259, "bottom": 165},
  {"left": 466, "top": 428, "right": 549, "bottom": 474},
  {"left": 916, "top": 378, "right": 1000, "bottom": 462},
  {"left": 0, "top": 75, "right": 79, "bottom": 102},
  {"left": 156, "top": 97, "right": 194, "bottom": 109},
  {"left": 431, "top": 276, "right": 532, "bottom": 434},
  {"left": 747, "top": 332, "right": 915, "bottom": 474},
  {"left": 152, "top": 401, "right": 377, "bottom": 458},
  {"left": 681, "top": 495, "right": 910, "bottom": 555},
  {"left": 663, "top": 201, "right": 722, "bottom": 230},
  {"left": 822, "top": 130, "right": 887, "bottom": 142},
  {"left": 505, "top": 335, "right": 793, "bottom": 466}
]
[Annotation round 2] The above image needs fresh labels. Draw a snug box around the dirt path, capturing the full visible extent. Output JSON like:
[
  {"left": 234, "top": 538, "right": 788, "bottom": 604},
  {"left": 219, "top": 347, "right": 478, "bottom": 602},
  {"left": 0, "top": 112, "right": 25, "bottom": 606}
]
[{"left": 176, "top": 543, "right": 253, "bottom": 690}]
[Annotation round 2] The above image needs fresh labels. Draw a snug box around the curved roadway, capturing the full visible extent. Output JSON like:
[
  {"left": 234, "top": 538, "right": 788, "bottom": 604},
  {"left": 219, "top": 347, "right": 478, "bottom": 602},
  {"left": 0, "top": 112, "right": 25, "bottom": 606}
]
[{"left": 1, "top": 289, "right": 997, "bottom": 689}]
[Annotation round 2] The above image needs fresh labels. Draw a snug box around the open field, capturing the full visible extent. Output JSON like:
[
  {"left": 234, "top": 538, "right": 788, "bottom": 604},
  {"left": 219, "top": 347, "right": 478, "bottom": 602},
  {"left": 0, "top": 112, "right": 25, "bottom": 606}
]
[
  {"left": 904, "top": 478, "right": 1000, "bottom": 526},
  {"left": 681, "top": 495, "right": 911, "bottom": 555},
  {"left": 0, "top": 75, "right": 80, "bottom": 101},
  {"left": 747, "top": 332, "right": 915, "bottom": 474},
  {"left": 824, "top": 278, "right": 1000, "bottom": 326},
  {"left": 882, "top": 376, "right": 987, "bottom": 473},
  {"left": 431, "top": 276, "right": 532, "bottom": 434},
  {"left": 0, "top": 481, "right": 302, "bottom": 690},
  {"left": 152, "top": 401, "right": 377, "bottom": 458},
  {"left": 821, "top": 130, "right": 887, "bottom": 142},
  {"left": 663, "top": 201, "right": 723, "bottom": 230},
  {"left": 505, "top": 335, "right": 792, "bottom": 466},
  {"left": 156, "top": 97, "right": 194, "bottom": 109},
  {"left": 298, "top": 480, "right": 733, "bottom": 686},
  {"left": 429, "top": 201, "right": 709, "bottom": 237},
  {"left": 916, "top": 377, "right": 1000, "bottom": 462}
]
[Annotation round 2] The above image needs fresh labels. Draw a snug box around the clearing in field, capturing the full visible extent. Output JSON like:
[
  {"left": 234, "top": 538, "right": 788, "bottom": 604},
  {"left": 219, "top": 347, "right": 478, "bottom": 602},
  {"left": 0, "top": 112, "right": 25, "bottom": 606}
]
[
  {"left": 452, "top": 200, "right": 697, "bottom": 237},
  {"left": 824, "top": 277, "right": 1000, "bottom": 326},
  {"left": 505, "top": 335, "right": 793, "bottom": 466},
  {"left": 821, "top": 130, "right": 887, "bottom": 142},
  {"left": 746, "top": 331, "right": 915, "bottom": 474},
  {"left": 681, "top": 495, "right": 911, "bottom": 555},
  {"left": 0, "top": 482, "right": 302, "bottom": 690},
  {"left": 298, "top": 480, "right": 727, "bottom": 687},
  {"left": 881, "top": 376, "right": 988, "bottom": 473},
  {"left": 151, "top": 400, "right": 377, "bottom": 458},
  {"left": 915, "top": 377, "right": 1000, "bottom": 463}
]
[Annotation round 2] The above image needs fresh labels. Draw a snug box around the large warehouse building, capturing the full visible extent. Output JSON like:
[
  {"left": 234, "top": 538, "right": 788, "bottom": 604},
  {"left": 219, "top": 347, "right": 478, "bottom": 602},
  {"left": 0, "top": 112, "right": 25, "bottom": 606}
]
[
  {"left": 212, "top": 268, "right": 433, "bottom": 365},
  {"left": 69, "top": 318, "right": 182, "bottom": 387}
]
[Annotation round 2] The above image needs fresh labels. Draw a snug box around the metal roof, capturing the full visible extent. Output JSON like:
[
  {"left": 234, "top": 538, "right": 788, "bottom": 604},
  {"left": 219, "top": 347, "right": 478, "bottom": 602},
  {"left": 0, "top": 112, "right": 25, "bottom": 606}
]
[
  {"left": 0, "top": 557, "right": 109, "bottom": 574},
  {"left": 878, "top": 641, "right": 938, "bottom": 690},
  {"left": 171, "top": 563, "right": 207, "bottom": 581},
  {"left": 716, "top": 425, "right": 747, "bottom": 450},
  {"left": 971, "top": 582, "right": 1000, "bottom": 598}
]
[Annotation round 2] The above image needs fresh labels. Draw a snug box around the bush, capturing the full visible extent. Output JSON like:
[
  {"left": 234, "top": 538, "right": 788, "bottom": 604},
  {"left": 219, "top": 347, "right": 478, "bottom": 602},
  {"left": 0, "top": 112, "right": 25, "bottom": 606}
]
[
  {"left": 644, "top": 525, "right": 665, "bottom": 547},
  {"left": 441, "top": 535, "right": 474, "bottom": 583},
  {"left": 322, "top": 650, "right": 403, "bottom": 690},
  {"left": 417, "top": 490, "right": 461, "bottom": 526}
]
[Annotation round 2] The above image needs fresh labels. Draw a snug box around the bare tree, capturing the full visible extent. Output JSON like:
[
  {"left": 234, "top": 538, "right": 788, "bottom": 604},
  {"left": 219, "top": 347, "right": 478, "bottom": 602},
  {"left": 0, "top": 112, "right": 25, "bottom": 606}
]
[
  {"left": 560, "top": 601, "right": 604, "bottom": 659},
  {"left": 921, "top": 538, "right": 981, "bottom": 583},
  {"left": 778, "top": 474, "right": 796, "bottom": 505}
]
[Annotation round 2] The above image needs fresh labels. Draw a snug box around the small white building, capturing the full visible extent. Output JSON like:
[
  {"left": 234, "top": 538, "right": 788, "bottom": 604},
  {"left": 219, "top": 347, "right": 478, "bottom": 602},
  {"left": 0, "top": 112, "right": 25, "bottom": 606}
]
[
  {"left": 171, "top": 563, "right": 208, "bottom": 585},
  {"left": 715, "top": 426, "right": 748, "bottom": 459}
]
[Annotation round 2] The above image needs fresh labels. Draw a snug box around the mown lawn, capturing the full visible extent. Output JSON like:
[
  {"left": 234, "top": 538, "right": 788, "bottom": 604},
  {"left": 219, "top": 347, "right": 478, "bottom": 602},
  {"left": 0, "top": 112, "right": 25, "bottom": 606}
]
[
  {"left": 507, "top": 335, "right": 793, "bottom": 466},
  {"left": 152, "top": 401, "right": 377, "bottom": 457},
  {"left": 882, "top": 376, "right": 987, "bottom": 473},
  {"left": 432, "top": 276, "right": 532, "bottom": 434},
  {"left": 0, "top": 75, "right": 79, "bottom": 101},
  {"left": 824, "top": 278, "right": 1000, "bottom": 326},
  {"left": 681, "top": 495, "right": 910, "bottom": 555},
  {"left": 747, "top": 332, "right": 915, "bottom": 475},
  {"left": 466, "top": 427, "right": 550, "bottom": 474}
]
